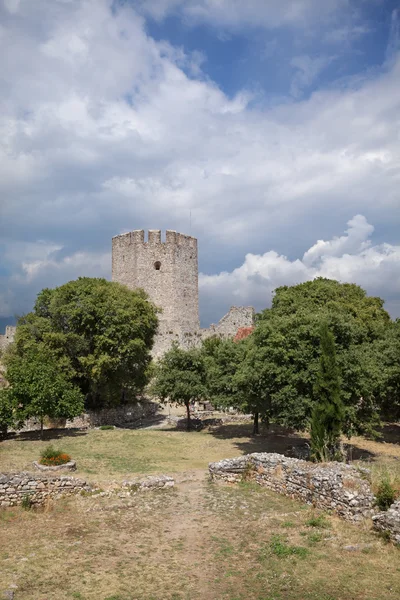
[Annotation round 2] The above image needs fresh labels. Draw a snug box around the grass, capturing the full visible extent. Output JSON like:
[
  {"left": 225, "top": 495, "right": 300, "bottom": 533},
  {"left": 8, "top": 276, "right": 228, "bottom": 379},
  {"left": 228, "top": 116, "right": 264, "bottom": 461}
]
[{"left": 0, "top": 422, "right": 400, "bottom": 599}]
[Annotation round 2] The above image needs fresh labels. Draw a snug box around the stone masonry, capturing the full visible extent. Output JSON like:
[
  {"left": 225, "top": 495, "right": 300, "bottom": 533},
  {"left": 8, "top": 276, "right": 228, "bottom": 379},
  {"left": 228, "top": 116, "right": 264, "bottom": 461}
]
[
  {"left": 209, "top": 452, "right": 376, "bottom": 521},
  {"left": 0, "top": 325, "right": 16, "bottom": 353},
  {"left": 112, "top": 229, "right": 254, "bottom": 357},
  {"left": 372, "top": 500, "right": 400, "bottom": 544},
  {"left": 0, "top": 473, "right": 91, "bottom": 507}
]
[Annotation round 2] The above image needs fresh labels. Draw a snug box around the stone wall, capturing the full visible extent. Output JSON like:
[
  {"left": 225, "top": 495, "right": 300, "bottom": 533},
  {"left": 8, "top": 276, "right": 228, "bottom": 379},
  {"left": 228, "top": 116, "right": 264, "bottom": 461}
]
[
  {"left": 111, "top": 229, "right": 255, "bottom": 358},
  {"left": 0, "top": 325, "right": 16, "bottom": 353},
  {"left": 373, "top": 501, "right": 400, "bottom": 544},
  {"left": 0, "top": 473, "right": 91, "bottom": 507},
  {"left": 13, "top": 401, "right": 159, "bottom": 433},
  {"left": 209, "top": 452, "right": 375, "bottom": 521},
  {"left": 112, "top": 229, "right": 199, "bottom": 358}
]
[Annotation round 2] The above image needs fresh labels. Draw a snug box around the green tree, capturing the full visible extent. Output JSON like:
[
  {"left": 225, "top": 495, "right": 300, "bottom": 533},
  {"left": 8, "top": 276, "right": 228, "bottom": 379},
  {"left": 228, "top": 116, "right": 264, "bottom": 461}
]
[
  {"left": 310, "top": 323, "right": 345, "bottom": 461},
  {"left": 151, "top": 344, "right": 206, "bottom": 430},
  {"left": 2, "top": 352, "right": 84, "bottom": 438},
  {"left": 369, "top": 320, "right": 400, "bottom": 421},
  {"left": 11, "top": 277, "right": 158, "bottom": 409},
  {"left": 201, "top": 336, "right": 264, "bottom": 434},
  {"left": 250, "top": 278, "right": 391, "bottom": 435}
]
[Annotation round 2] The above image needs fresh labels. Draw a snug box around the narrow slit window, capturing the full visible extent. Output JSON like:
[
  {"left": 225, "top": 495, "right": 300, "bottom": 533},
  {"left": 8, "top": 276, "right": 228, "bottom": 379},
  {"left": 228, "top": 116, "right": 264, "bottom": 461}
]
[{"left": 154, "top": 261, "right": 161, "bottom": 270}]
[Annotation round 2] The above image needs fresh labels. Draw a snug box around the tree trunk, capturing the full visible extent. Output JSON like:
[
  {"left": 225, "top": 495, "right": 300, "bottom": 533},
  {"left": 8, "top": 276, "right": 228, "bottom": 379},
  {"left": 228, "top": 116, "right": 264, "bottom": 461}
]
[
  {"left": 252, "top": 412, "right": 259, "bottom": 435},
  {"left": 40, "top": 416, "right": 44, "bottom": 440},
  {"left": 185, "top": 401, "right": 192, "bottom": 431}
]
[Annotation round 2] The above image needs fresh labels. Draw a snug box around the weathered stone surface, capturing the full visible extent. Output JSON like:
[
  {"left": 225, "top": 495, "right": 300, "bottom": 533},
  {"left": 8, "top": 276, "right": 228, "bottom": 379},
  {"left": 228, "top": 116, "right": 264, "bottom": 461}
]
[
  {"left": 111, "top": 229, "right": 254, "bottom": 358},
  {"left": 33, "top": 460, "right": 76, "bottom": 472},
  {"left": 372, "top": 500, "right": 400, "bottom": 544},
  {"left": 122, "top": 474, "right": 174, "bottom": 491},
  {"left": 0, "top": 473, "right": 91, "bottom": 507},
  {"left": 11, "top": 401, "right": 158, "bottom": 433},
  {"left": 209, "top": 452, "right": 376, "bottom": 521}
]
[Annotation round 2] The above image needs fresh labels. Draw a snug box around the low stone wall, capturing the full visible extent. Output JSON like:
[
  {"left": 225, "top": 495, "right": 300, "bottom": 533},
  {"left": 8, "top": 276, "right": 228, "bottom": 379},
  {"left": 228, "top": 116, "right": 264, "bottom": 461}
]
[
  {"left": 122, "top": 474, "right": 174, "bottom": 491},
  {"left": 372, "top": 501, "right": 400, "bottom": 544},
  {"left": 13, "top": 401, "right": 159, "bottom": 433},
  {"left": 0, "top": 473, "right": 91, "bottom": 507},
  {"left": 209, "top": 452, "right": 375, "bottom": 521}
]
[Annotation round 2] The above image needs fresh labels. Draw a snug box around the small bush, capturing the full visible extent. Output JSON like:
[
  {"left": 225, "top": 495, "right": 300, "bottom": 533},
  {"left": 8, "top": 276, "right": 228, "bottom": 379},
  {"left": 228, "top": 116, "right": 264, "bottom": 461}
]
[
  {"left": 39, "top": 445, "right": 71, "bottom": 466},
  {"left": 306, "top": 514, "right": 330, "bottom": 529},
  {"left": 99, "top": 425, "right": 115, "bottom": 430},
  {"left": 21, "top": 494, "right": 32, "bottom": 510},
  {"left": 265, "top": 535, "right": 309, "bottom": 559},
  {"left": 375, "top": 477, "right": 397, "bottom": 511}
]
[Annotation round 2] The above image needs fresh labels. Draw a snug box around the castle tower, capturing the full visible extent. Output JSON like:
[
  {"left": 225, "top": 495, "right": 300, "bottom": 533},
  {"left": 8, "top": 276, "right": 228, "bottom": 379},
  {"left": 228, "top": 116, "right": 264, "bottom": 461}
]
[{"left": 112, "top": 230, "right": 199, "bottom": 357}]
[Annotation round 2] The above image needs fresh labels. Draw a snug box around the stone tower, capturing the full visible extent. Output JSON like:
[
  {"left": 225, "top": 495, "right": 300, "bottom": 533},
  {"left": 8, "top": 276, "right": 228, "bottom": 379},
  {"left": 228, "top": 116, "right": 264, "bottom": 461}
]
[{"left": 112, "top": 229, "right": 199, "bottom": 357}]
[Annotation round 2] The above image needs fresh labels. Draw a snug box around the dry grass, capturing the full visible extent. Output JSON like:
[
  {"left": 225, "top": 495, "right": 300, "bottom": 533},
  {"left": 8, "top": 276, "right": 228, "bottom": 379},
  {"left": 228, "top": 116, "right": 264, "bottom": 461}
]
[
  {"left": 0, "top": 422, "right": 400, "bottom": 599},
  {"left": 1, "top": 478, "right": 400, "bottom": 600}
]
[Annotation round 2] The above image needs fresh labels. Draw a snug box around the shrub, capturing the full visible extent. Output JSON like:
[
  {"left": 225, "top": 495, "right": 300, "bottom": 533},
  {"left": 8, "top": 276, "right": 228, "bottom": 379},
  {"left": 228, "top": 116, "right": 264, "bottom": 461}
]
[
  {"left": 268, "top": 535, "right": 309, "bottom": 559},
  {"left": 21, "top": 494, "right": 32, "bottom": 510},
  {"left": 306, "top": 514, "right": 330, "bottom": 529},
  {"left": 39, "top": 445, "right": 71, "bottom": 466},
  {"left": 375, "top": 477, "right": 397, "bottom": 511}
]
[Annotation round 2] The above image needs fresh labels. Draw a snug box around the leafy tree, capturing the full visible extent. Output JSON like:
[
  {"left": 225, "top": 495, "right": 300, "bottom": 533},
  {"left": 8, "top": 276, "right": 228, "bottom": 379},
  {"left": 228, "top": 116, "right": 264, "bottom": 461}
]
[
  {"left": 2, "top": 352, "right": 84, "bottom": 438},
  {"left": 151, "top": 344, "right": 206, "bottom": 430},
  {"left": 369, "top": 320, "right": 400, "bottom": 421},
  {"left": 201, "top": 336, "right": 264, "bottom": 434},
  {"left": 310, "top": 323, "right": 345, "bottom": 461},
  {"left": 249, "top": 278, "right": 392, "bottom": 435},
  {"left": 11, "top": 278, "right": 158, "bottom": 409}
]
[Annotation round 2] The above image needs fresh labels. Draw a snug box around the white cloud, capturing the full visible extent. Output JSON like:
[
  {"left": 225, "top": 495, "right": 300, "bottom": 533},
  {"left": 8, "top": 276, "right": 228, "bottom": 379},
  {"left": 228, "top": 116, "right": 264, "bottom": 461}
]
[
  {"left": 135, "top": 0, "right": 349, "bottom": 30},
  {"left": 199, "top": 216, "right": 400, "bottom": 322},
  {"left": 0, "top": 0, "right": 399, "bottom": 324},
  {"left": 290, "top": 54, "right": 335, "bottom": 97}
]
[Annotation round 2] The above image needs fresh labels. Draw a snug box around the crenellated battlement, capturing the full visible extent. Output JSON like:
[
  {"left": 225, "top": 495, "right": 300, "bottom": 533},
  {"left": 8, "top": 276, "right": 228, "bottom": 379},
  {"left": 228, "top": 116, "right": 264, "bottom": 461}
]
[
  {"left": 111, "top": 228, "right": 254, "bottom": 358},
  {"left": 112, "top": 230, "right": 197, "bottom": 249}
]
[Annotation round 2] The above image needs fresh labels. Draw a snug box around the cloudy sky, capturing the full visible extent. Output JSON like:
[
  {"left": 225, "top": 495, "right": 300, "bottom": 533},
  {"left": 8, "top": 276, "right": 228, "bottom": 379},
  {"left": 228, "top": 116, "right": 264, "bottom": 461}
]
[{"left": 0, "top": 0, "right": 399, "bottom": 329}]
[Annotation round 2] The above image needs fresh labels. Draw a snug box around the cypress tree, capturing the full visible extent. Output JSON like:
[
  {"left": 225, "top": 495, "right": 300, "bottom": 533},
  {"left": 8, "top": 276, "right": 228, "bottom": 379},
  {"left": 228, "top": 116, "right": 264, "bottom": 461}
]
[{"left": 310, "top": 322, "right": 345, "bottom": 462}]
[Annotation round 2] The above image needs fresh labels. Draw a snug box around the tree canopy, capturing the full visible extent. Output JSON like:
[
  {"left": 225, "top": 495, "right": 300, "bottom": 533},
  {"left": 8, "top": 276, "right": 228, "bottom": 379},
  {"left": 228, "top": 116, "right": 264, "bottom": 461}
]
[
  {"left": 151, "top": 344, "right": 206, "bottom": 430},
  {"left": 7, "top": 277, "right": 158, "bottom": 409},
  {"left": 235, "top": 278, "right": 392, "bottom": 435},
  {"left": 310, "top": 323, "right": 345, "bottom": 461},
  {"left": 1, "top": 351, "right": 84, "bottom": 438}
]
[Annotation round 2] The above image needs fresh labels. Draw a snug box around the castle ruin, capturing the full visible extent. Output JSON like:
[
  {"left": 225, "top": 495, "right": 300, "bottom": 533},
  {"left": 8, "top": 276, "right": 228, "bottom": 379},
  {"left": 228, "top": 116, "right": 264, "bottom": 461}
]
[
  {"left": 0, "top": 326, "right": 16, "bottom": 353},
  {"left": 112, "top": 229, "right": 254, "bottom": 357}
]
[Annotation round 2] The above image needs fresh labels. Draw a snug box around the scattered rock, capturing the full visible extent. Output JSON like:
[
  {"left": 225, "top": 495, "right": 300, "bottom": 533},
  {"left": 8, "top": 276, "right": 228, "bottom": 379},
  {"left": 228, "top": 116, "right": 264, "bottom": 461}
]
[{"left": 122, "top": 474, "right": 175, "bottom": 491}]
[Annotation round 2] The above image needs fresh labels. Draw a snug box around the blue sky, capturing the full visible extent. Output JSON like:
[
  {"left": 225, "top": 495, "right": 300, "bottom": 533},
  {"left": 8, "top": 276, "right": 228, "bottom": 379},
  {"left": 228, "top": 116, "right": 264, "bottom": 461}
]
[{"left": 0, "top": 0, "right": 399, "bottom": 328}]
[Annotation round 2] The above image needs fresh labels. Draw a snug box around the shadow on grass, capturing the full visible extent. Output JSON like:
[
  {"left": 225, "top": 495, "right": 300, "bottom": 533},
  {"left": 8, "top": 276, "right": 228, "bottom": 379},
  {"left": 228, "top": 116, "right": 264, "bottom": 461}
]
[
  {"left": 207, "top": 422, "right": 377, "bottom": 461},
  {"left": 207, "top": 422, "right": 310, "bottom": 456},
  {"left": 379, "top": 423, "right": 400, "bottom": 445},
  {"left": 6, "top": 428, "right": 88, "bottom": 442}
]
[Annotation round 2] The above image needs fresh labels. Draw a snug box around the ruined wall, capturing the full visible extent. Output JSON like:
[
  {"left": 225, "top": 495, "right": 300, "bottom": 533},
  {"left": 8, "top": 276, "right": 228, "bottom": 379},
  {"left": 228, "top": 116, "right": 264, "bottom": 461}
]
[
  {"left": 201, "top": 306, "right": 255, "bottom": 342},
  {"left": 12, "top": 401, "right": 159, "bottom": 433},
  {"left": 112, "top": 230, "right": 199, "bottom": 358},
  {"left": 112, "top": 229, "right": 255, "bottom": 357},
  {"left": 0, "top": 473, "right": 91, "bottom": 507},
  {"left": 0, "top": 326, "right": 16, "bottom": 353},
  {"left": 209, "top": 452, "right": 375, "bottom": 521},
  {"left": 373, "top": 500, "right": 400, "bottom": 544}
]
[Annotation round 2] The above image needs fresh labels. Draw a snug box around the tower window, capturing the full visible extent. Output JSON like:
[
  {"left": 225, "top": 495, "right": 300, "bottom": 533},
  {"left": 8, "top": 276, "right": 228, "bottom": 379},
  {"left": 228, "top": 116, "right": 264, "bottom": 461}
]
[{"left": 154, "top": 261, "right": 161, "bottom": 270}]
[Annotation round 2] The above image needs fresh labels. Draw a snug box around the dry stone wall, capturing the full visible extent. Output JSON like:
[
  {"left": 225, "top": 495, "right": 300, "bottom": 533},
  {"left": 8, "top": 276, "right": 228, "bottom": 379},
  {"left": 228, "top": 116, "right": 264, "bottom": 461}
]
[
  {"left": 13, "top": 401, "right": 158, "bottom": 434},
  {"left": 0, "top": 473, "right": 91, "bottom": 507},
  {"left": 373, "top": 501, "right": 400, "bottom": 544},
  {"left": 209, "top": 452, "right": 375, "bottom": 521}
]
